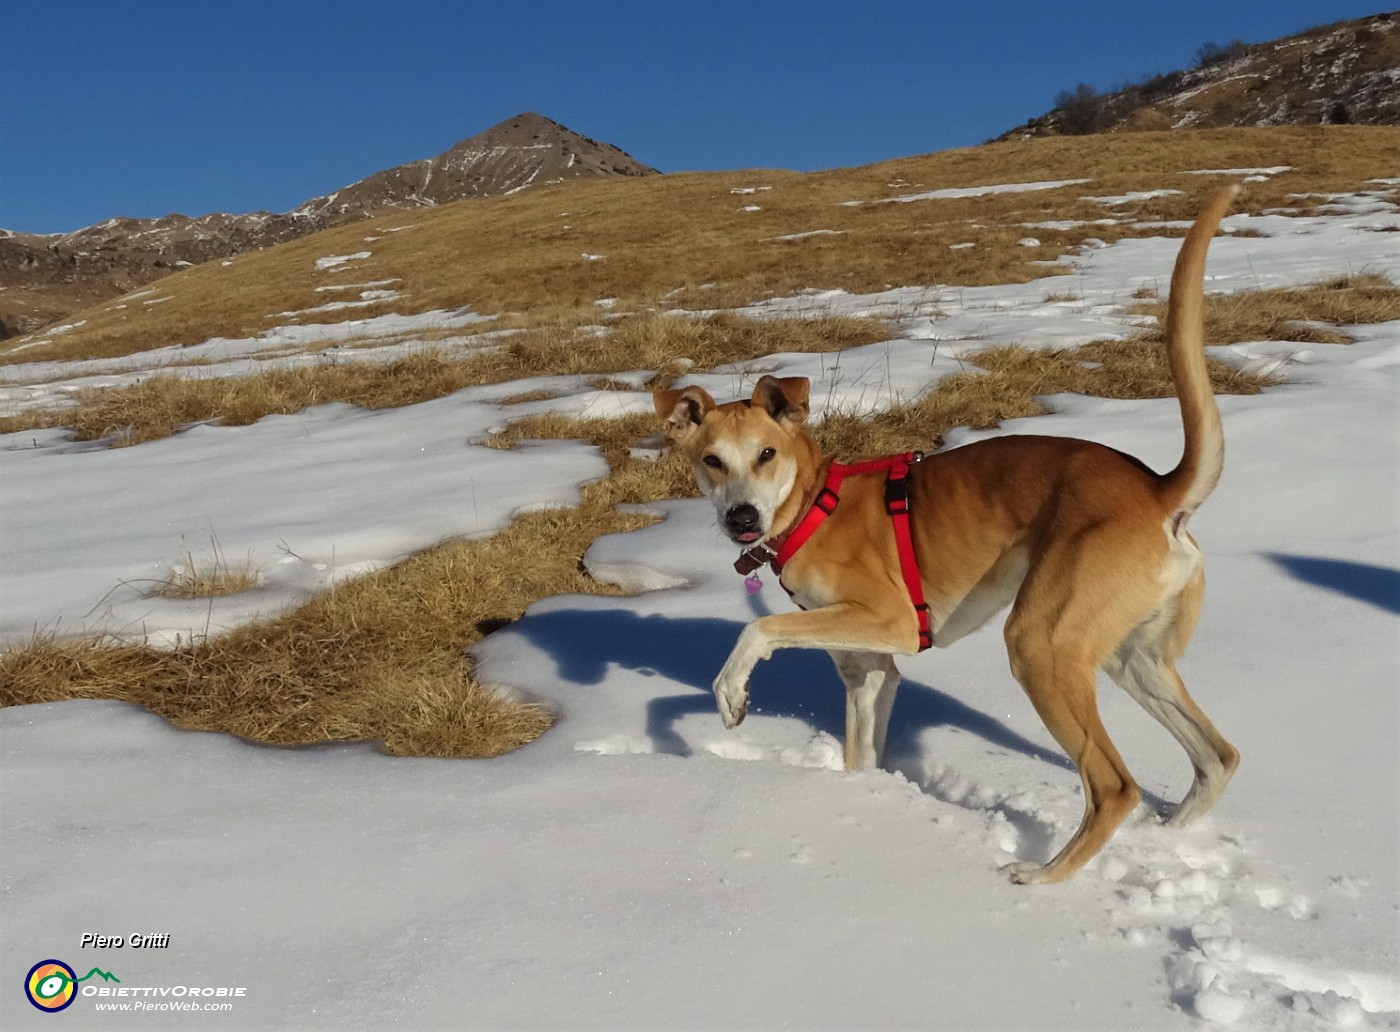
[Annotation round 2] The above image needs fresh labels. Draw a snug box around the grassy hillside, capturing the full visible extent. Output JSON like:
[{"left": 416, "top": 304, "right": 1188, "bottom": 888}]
[
  {"left": 3, "top": 125, "right": 1396, "bottom": 760},
  {"left": 5, "top": 126, "right": 1395, "bottom": 367}
]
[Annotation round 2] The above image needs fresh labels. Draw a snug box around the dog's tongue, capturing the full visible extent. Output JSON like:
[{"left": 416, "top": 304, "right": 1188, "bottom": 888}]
[{"left": 737, "top": 531, "right": 762, "bottom": 544}]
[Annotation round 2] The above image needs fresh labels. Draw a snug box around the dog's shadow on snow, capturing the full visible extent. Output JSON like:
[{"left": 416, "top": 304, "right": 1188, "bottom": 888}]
[
  {"left": 511, "top": 608, "right": 1072, "bottom": 774},
  {"left": 1266, "top": 552, "right": 1400, "bottom": 615}
]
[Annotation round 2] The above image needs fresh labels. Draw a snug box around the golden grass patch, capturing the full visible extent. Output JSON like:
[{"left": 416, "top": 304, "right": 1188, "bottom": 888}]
[
  {"left": 4, "top": 124, "right": 1383, "bottom": 758},
  {"left": 0, "top": 489, "right": 655, "bottom": 758},
  {"left": 0, "top": 328, "right": 1283, "bottom": 757},
  {"left": 1133, "top": 273, "right": 1400, "bottom": 345},
  {"left": 485, "top": 335, "right": 1281, "bottom": 501},
  {"left": 152, "top": 537, "right": 261, "bottom": 599},
  {"left": 817, "top": 338, "right": 1277, "bottom": 460},
  {"left": 498, "top": 388, "right": 561, "bottom": 405},
  {"left": 0, "top": 314, "right": 888, "bottom": 445},
  {"left": 7, "top": 126, "right": 1396, "bottom": 368}
]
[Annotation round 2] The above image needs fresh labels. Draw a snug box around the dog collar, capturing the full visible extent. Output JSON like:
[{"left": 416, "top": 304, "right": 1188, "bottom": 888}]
[
  {"left": 731, "top": 464, "right": 832, "bottom": 576},
  {"left": 733, "top": 451, "right": 933, "bottom": 651}
]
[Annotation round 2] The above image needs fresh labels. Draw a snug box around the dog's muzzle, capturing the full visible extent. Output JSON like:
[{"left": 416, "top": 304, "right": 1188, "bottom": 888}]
[{"left": 724, "top": 503, "right": 763, "bottom": 543}]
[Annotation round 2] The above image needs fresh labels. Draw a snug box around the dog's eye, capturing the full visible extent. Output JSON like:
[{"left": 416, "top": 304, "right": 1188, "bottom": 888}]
[
  {"left": 757, "top": 448, "right": 776, "bottom": 465},
  {"left": 702, "top": 454, "right": 725, "bottom": 471}
]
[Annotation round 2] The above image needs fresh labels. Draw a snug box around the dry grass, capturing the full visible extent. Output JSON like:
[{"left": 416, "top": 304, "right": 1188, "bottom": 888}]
[
  {"left": 486, "top": 311, "right": 888, "bottom": 390},
  {"left": 1133, "top": 273, "right": 1400, "bottom": 345},
  {"left": 6, "top": 126, "right": 1396, "bottom": 367},
  {"left": 498, "top": 388, "right": 561, "bottom": 405},
  {"left": 0, "top": 488, "right": 655, "bottom": 757},
  {"left": 3, "top": 124, "right": 1382, "bottom": 759},
  {"left": 8, "top": 267, "right": 1379, "bottom": 449},
  {"left": 486, "top": 336, "right": 1281, "bottom": 502},
  {"left": 820, "top": 338, "right": 1279, "bottom": 460},
  {"left": 0, "top": 313, "right": 888, "bottom": 445},
  {"left": 0, "top": 327, "right": 1283, "bottom": 756},
  {"left": 152, "top": 537, "right": 260, "bottom": 599},
  {"left": 488, "top": 411, "right": 698, "bottom": 505}
]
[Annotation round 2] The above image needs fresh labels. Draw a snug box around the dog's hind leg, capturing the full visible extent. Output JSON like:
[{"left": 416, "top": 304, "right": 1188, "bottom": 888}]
[
  {"left": 999, "top": 527, "right": 1170, "bottom": 884},
  {"left": 829, "top": 650, "right": 901, "bottom": 771},
  {"left": 1000, "top": 639, "right": 1140, "bottom": 884},
  {"left": 1104, "top": 567, "right": 1239, "bottom": 827}
]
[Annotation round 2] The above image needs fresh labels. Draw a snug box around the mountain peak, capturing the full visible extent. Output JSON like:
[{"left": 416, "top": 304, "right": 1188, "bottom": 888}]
[
  {"left": 0, "top": 114, "right": 657, "bottom": 338},
  {"left": 308, "top": 112, "right": 657, "bottom": 220}
]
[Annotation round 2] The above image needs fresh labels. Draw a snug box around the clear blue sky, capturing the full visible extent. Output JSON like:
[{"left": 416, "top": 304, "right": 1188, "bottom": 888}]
[{"left": 1, "top": 0, "right": 1386, "bottom": 233}]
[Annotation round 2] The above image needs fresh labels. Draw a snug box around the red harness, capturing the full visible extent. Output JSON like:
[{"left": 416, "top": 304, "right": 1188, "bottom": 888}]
[{"left": 734, "top": 451, "right": 933, "bottom": 652}]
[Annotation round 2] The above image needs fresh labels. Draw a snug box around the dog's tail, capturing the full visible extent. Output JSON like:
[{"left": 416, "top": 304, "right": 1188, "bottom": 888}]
[{"left": 1159, "top": 185, "right": 1237, "bottom": 523}]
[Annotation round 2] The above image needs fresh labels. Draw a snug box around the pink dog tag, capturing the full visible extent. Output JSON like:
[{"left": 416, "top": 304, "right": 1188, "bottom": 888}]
[{"left": 744, "top": 573, "right": 762, "bottom": 595}]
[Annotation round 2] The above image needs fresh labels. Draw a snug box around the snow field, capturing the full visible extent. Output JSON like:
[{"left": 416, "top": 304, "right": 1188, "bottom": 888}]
[
  {"left": 1, "top": 186, "right": 1397, "bottom": 1030},
  {"left": 0, "top": 306, "right": 496, "bottom": 415}
]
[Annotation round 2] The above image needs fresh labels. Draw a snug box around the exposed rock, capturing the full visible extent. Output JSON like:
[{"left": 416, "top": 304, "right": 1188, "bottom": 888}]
[{"left": 995, "top": 13, "right": 1400, "bottom": 141}]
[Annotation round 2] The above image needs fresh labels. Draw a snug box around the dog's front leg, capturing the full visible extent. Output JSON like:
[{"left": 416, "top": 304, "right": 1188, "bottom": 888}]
[
  {"left": 830, "top": 651, "right": 901, "bottom": 770},
  {"left": 712, "top": 603, "right": 913, "bottom": 730},
  {"left": 712, "top": 620, "right": 771, "bottom": 728}
]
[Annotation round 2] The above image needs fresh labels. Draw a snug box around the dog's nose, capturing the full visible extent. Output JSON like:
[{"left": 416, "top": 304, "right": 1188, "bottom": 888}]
[{"left": 724, "top": 504, "right": 762, "bottom": 537}]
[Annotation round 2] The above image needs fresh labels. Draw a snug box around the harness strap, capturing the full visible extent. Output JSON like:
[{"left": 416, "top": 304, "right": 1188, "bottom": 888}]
[
  {"left": 884, "top": 459, "right": 934, "bottom": 652},
  {"left": 771, "top": 479, "right": 840, "bottom": 572},
  {"left": 735, "top": 451, "right": 932, "bottom": 652}
]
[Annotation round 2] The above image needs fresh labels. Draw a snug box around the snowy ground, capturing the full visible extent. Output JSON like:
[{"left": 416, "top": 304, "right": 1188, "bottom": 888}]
[{"left": 2, "top": 192, "right": 1397, "bottom": 1030}]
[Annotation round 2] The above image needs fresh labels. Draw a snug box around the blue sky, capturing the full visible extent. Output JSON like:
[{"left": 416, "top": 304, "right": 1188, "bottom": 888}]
[{"left": 1, "top": 0, "right": 1385, "bottom": 233}]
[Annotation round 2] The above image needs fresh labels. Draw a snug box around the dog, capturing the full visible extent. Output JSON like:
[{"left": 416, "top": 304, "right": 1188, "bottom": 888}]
[{"left": 652, "top": 187, "right": 1241, "bottom": 884}]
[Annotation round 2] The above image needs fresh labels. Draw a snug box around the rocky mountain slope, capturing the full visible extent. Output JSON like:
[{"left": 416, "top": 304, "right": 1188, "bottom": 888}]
[
  {"left": 0, "top": 113, "right": 655, "bottom": 338},
  {"left": 996, "top": 12, "right": 1400, "bottom": 140}
]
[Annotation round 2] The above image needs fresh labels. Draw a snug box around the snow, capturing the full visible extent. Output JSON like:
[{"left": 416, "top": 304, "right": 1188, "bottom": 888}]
[
  {"left": 1288, "top": 189, "right": 1400, "bottom": 217},
  {"left": 711, "top": 206, "right": 1400, "bottom": 333},
  {"left": 312, "top": 250, "right": 372, "bottom": 271},
  {"left": 0, "top": 308, "right": 496, "bottom": 415},
  {"left": 1085, "top": 189, "right": 1185, "bottom": 205},
  {"left": 503, "top": 165, "right": 543, "bottom": 196},
  {"left": 1182, "top": 166, "right": 1294, "bottom": 177},
  {"left": 0, "top": 393, "right": 607, "bottom": 644},
  {"left": 2, "top": 190, "right": 1398, "bottom": 1030},
  {"left": 771, "top": 229, "right": 843, "bottom": 241},
  {"left": 271, "top": 289, "right": 404, "bottom": 317},
  {"left": 1023, "top": 218, "right": 1122, "bottom": 230},
  {"left": 844, "top": 178, "right": 1094, "bottom": 206},
  {"left": 313, "top": 278, "right": 402, "bottom": 293}
]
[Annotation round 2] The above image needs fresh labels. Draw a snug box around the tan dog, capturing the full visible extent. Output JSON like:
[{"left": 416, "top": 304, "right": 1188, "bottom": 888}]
[{"left": 653, "top": 188, "right": 1241, "bottom": 884}]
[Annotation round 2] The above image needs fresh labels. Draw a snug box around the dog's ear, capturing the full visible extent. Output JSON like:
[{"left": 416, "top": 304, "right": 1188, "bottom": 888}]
[
  {"left": 752, "top": 376, "right": 810, "bottom": 430},
  {"left": 653, "top": 385, "right": 716, "bottom": 444}
]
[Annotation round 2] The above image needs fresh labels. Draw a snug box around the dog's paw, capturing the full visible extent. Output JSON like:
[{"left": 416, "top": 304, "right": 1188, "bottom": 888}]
[
  {"left": 1000, "top": 860, "right": 1059, "bottom": 886},
  {"left": 713, "top": 675, "right": 750, "bottom": 729}
]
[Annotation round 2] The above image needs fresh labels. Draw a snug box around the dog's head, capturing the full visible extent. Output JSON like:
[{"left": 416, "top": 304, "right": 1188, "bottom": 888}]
[{"left": 653, "top": 375, "right": 811, "bottom": 546}]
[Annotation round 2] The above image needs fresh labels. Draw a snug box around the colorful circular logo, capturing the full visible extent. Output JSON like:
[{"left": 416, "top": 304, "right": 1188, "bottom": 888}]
[{"left": 25, "top": 960, "right": 77, "bottom": 1013}]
